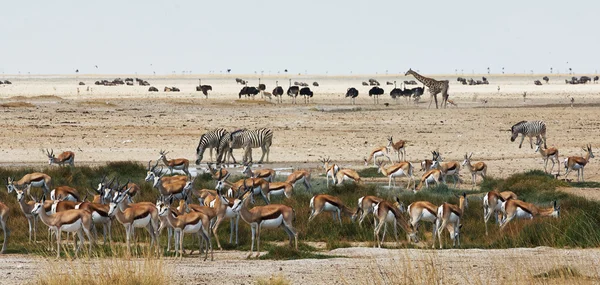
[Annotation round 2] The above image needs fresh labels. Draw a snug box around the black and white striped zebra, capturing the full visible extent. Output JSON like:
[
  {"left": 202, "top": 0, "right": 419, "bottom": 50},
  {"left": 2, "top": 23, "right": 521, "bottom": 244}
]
[
  {"left": 236, "top": 128, "right": 274, "bottom": 164},
  {"left": 195, "top": 128, "right": 229, "bottom": 164},
  {"left": 215, "top": 129, "right": 247, "bottom": 164},
  {"left": 510, "top": 121, "right": 547, "bottom": 149}
]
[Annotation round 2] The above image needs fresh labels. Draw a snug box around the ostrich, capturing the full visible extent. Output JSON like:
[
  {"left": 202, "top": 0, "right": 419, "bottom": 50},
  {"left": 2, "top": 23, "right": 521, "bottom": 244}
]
[
  {"left": 362, "top": 81, "right": 369, "bottom": 86},
  {"left": 235, "top": 78, "right": 244, "bottom": 84},
  {"left": 410, "top": 85, "right": 425, "bottom": 101},
  {"left": 368, "top": 79, "right": 380, "bottom": 86},
  {"left": 543, "top": 76, "right": 549, "bottom": 84},
  {"left": 196, "top": 79, "right": 212, "bottom": 98},
  {"left": 594, "top": 76, "right": 599, "bottom": 83},
  {"left": 272, "top": 81, "right": 284, "bottom": 103},
  {"left": 287, "top": 79, "right": 300, "bottom": 104},
  {"left": 148, "top": 86, "right": 159, "bottom": 92},
  {"left": 299, "top": 87, "right": 314, "bottom": 103},
  {"left": 171, "top": 87, "right": 180, "bottom": 92},
  {"left": 389, "top": 81, "right": 402, "bottom": 103},
  {"left": 258, "top": 78, "right": 267, "bottom": 98},
  {"left": 368, "top": 86, "right": 384, "bottom": 104},
  {"left": 534, "top": 80, "right": 542, "bottom": 86},
  {"left": 313, "top": 81, "right": 319, "bottom": 87},
  {"left": 345, "top": 87, "right": 359, "bottom": 105}
]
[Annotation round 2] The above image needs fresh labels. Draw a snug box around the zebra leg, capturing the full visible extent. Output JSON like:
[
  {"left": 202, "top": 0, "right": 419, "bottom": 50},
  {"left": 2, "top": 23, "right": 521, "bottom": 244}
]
[
  {"left": 258, "top": 146, "right": 267, "bottom": 164},
  {"left": 519, "top": 134, "right": 525, "bottom": 148}
]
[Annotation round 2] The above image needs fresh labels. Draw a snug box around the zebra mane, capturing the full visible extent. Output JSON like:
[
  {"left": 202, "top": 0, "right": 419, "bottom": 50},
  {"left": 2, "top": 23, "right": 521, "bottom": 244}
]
[
  {"left": 230, "top": 129, "right": 247, "bottom": 138},
  {"left": 511, "top": 121, "right": 527, "bottom": 132}
]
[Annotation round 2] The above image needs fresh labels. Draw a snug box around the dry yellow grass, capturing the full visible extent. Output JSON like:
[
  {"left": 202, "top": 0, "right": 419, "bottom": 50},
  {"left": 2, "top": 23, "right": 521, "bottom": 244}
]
[{"left": 0, "top": 101, "right": 35, "bottom": 108}]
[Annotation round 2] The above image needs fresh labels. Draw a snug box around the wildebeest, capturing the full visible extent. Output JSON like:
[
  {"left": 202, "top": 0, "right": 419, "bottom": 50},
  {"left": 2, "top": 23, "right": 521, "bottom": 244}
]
[
  {"left": 534, "top": 80, "right": 542, "bottom": 86},
  {"left": 149, "top": 86, "right": 159, "bottom": 92}
]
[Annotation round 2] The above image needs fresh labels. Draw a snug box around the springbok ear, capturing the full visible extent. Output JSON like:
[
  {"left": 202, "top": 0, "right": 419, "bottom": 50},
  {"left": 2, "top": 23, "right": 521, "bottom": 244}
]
[
  {"left": 459, "top": 224, "right": 463, "bottom": 229},
  {"left": 395, "top": 196, "right": 401, "bottom": 203},
  {"left": 463, "top": 192, "right": 467, "bottom": 197}
]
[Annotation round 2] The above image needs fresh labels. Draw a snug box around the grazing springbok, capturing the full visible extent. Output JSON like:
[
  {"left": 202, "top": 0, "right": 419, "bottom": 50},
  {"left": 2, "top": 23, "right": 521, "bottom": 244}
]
[
  {"left": 7, "top": 173, "right": 52, "bottom": 195},
  {"left": 353, "top": 195, "right": 385, "bottom": 226},
  {"left": 242, "top": 162, "right": 276, "bottom": 182},
  {"left": 564, "top": 144, "right": 594, "bottom": 182},
  {"left": 376, "top": 161, "right": 415, "bottom": 189},
  {"left": 364, "top": 146, "right": 392, "bottom": 166},
  {"left": 207, "top": 163, "right": 231, "bottom": 183},
  {"left": 285, "top": 170, "right": 312, "bottom": 191},
  {"left": 407, "top": 201, "right": 439, "bottom": 245},
  {"left": 232, "top": 188, "right": 298, "bottom": 257},
  {"left": 435, "top": 193, "right": 467, "bottom": 249},
  {"left": 31, "top": 195, "right": 93, "bottom": 258},
  {"left": 499, "top": 200, "right": 560, "bottom": 230},
  {"left": 373, "top": 198, "right": 415, "bottom": 247},
  {"left": 44, "top": 149, "right": 75, "bottom": 167},
  {"left": 415, "top": 169, "right": 443, "bottom": 192},
  {"left": 265, "top": 182, "right": 294, "bottom": 201},
  {"left": 319, "top": 157, "right": 339, "bottom": 187},
  {"left": 387, "top": 137, "right": 407, "bottom": 162},
  {"left": 461, "top": 152, "right": 487, "bottom": 187},
  {"left": 157, "top": 197, "right": 213, "bottom": 260},
  {"left": 308, "top": 194, "right": 355, "bottom": 225},
  {"left": 217, "top": 178, "right": 270, "bottom": 205},
  {"left": 158, "top": 150, "right": 190, "bottom": 176},
  {"left": 335, "top": 169, "right": 362, "bottom": 185},
  {"left": 534, "top": 140, "right": 559, "bottom": 174},
  {"left": 483, "top": 191, "right": 517, "bottom": 235},
  {"left": 0, "top": 201, "right": 8, "bottom": 253}
]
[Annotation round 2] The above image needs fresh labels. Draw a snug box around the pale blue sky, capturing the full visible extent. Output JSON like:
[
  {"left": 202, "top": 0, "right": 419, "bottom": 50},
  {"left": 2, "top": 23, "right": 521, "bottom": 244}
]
[{"left": 1, "top": 0, "right": 598, "bottom": 75}]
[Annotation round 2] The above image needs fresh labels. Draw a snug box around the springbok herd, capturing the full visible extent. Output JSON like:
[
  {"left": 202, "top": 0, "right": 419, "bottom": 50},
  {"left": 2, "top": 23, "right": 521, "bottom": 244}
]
[{"left": 0, "top": 120, "right": 594, "bottom": 259}]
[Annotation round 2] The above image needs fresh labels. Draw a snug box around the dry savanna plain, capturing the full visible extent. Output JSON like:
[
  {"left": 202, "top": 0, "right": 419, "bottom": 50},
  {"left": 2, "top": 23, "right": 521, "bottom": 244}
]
[{"left": 0, "top": 73, "right": 599, "bottom": 284}]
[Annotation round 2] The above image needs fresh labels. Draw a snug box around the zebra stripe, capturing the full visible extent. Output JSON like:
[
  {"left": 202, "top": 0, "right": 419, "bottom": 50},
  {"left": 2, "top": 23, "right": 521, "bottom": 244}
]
[
  {"left": 216, "top": 128, "right": 247, "bottom": 164},
  {"left": 195, "top": 128, "right": 229, "bottom": 164},
  {"left": 239, "top": 128, "right": 274, "bottom": 163},
  {"left": 510, "top": 120, "right": 547, "bottom": 149}
]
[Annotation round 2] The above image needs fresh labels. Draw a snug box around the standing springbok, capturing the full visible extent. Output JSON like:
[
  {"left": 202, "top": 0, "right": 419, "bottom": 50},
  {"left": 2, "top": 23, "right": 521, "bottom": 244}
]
[
  {"left": 483, "top": 191, "right": 517, "bottom": 235},
  {"left": 499, "top": 200, "right": 560, "bottom": 229},
  {"left": 44, "top": 149, "right": 75, "bottom": 167},
  {"left": 7, "top": 173, "right": 52, "bottom": 195},
  {"left": 319, "top": 157, "right": 339, "bottom": 187},
  {"left": 407, "top": 201, "right": 439, "bottom": 245},
  {"left": 0, "top": 201, "right": 8, "bottom": 253},
  {"left": 217, "top": 178, "right": 271, "bottom": 205},
  {"left": 415, "top": 169, "right": 443, "bottom": 192},
  {"left": 387, "top": 137, "right": 407, "bottom": 162},
  {"left": 50, "top": 186, "right": 80, "bottom": 202},
  {"left": 364, "top": 146, "right": 392, "bottom": 166},
  {"left": 265, "top": 182, "right": 294, "bottom": 201},
  {"left": 14, "top": 186, "right": 39, "bottom": 242},
  {"left": 534, "top": 140, "right": 560, "bottom": 174},
  {"left": 376, "top": 161, "right": 415, "bottom": 189},
  {"left": 432, "top": 157, "right": 461, "bottom": 187},
  {"left": 157, "top": 197, "right": 213, "bottom": 260},
  {"left": 31, "top": 195, "right": 93, "bottom": 258},
  {"left": 285, "top": 170, "right": 312, "bottom": 191},
  {"left": 158, "top": 150, "right": 190, "bottom": 176},
  {"left": 461, "top": 152, "right": 487, "bottom": 187},
  {"left": 242, "top": 163, "right": 276, "bottom": 182},
  {"left": 207, "top": 163, "right": 230, "bottom": 183},
  {"left": 335, "top": 169, "right": 362, "bottom": 185},
  {"left": 76, "top": 199, "right": 113, "bottom": 245},
  {"left": 373, "top": 198, "right": 415, "bottom": 248},
  {"left": 232, "top": 188, "right": 298, "bottom": 257},
  {"left": 435, "top": 193, "right": 467, "bottom": 249},
  {"left": 563, "top": 144, "right": 594, "bottom": 182},
  {"left": 308, "top": 194, "right": 355, "bottom": 225},
  {"left": 421, "top": 151, "right": 441, "bottom": 172},
  {"left": 353, "top": 195, "right": 384, "bottom": 226}
]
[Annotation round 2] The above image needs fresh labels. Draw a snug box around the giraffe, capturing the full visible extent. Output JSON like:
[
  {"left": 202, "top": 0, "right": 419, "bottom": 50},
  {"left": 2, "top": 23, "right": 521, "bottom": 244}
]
[{"left": 405, "top": 69, "right": 450, "bottom": 109}]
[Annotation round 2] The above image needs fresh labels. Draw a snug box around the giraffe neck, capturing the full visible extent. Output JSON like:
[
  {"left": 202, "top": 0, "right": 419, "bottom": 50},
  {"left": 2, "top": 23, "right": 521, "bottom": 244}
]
[{"left": 409, "top": 70, "right": 436, "bottom": 88}]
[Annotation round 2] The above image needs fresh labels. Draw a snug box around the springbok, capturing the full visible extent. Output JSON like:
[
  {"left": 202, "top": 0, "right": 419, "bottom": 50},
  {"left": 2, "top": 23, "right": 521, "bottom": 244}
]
[
  {"left": 0, "top": 201, "right": 8, "bottom": 253},
  {"left": 7, "top": 173, "right": 52, "bottom": 195},
  {"left": 158, "top": 150, "right": 190, "bottom": 176},
  {"left": 461, "top": 152, "right": 487, "bottom": 187},
  {"left": 415, "top": 169, "right": 443, "bottom": 192},
  {"left": 534, "top": 140, "right": 559, "bottom": 174},
  {"left": 376, "top": 161, "right": 415, "bottom": 189},
  {"left": 319, "top": 157, "right": 339, "bottom": 187},
  {"left": 75, "top": 199, "right": 113, "bottom": 244},
  {"left": 50, "top": 186, "right": 80, "bottom": 202},
  {"left": 31, "top": 195, "right": 93, "bottom": 258},
  {"left": 335, "top": 169, "right": 361, "bottom": 185},
  {"left": 14, "top": 186, "right": 39, "bottom": 242},
  {"left": 232, "top": 188, "right": 298, "bottom": 257},
  {"left": 500, "top": 200, "right": 560, "bottom": 229},
  {"left": 242, "top": 162, "right": 276, "bottom": 182},
  {"left": 157, "top": 197, "right": 213, "bottom": 260},
  {"left": 435, "top": 193, "right": 467, "bottom": 249},
  {"left": 564, "top": 144, "right": 594, "bottom": 182},
  {"left": 407, "top": 201, "right": 439, "bottom": 245},
  {"left": 373, "top": 198, "right": 414, "bottom": 248},
  {"left": 265, "top": 182, "right": 293, "bottom": 201},
  {"left": 353, "top": 195, "right": 384, "bottom": 226},
  {"left": 44, "top": 149, "right": 75, "bottom": 167},
  {"left": 150, "top": 168, "right": 193, "bottom": 201},
  {"left": 217, "top": 178, "right": 270, "bottom": 204},
  {"left": 285, "top": 170, "right": 312, "bottom": 191},
  {"left": 308, "top": 194, "right": 355, "bottom": 225},
  {"left": 483, "top": 191, "right": 517, "bottom": 235},
  {"left": 420, "top": 151, "right": 441, "bottom": 172},
  {"left": 387, "top": 137, "right": 407, "bottom": 162},
  {"left": 431, "top": 156, "right": 461, "bottom": 187},
  {"left": 364, "top": 146, "right": 392, "bottom": 166},
  {"left": 207, "top": 163, "right": 231, "bottom": 182}
]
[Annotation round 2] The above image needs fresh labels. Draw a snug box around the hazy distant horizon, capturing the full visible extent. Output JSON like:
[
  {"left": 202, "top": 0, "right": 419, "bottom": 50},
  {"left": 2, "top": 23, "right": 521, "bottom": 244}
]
[{"left": 1, "top": 0, "right": 598, "bottom": 75}]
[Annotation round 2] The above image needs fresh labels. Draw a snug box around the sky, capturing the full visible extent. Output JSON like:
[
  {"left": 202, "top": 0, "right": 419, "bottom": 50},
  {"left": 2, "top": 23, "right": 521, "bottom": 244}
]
[{"left": 1, "top": 0, "right": 598, "bottom": 75}]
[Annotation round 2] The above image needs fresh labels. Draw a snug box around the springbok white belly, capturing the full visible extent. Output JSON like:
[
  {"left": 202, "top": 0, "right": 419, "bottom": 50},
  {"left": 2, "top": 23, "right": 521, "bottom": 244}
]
[
  {"left": 260, "top": 214, "right": 283, "bottom": 228},
  {"left": 445, "top": 169, "right": 457, "bottom": 176},
  {"left": 183, "top": 221, "right": 203, "bottom": 233},
  {"left": 571, "top": 164, "right": 583, "bottom": 170},
  {"left": 515, "top": 207, "right": 533, "bottom": 219},
  {"left": 448, "top": 212, "right": 460, "bottom": 223},
  {"left": 31, "top": 180, "right": 45, "bottom": 188},
  {"left": 132, "top": 215, "right": 151, "bottom": 228},
  {"left": 92, "top": 212, "right": 110, "bottom": 223},
  {"left": 60, "top": 219, "right": 83, "bottom": 232},
  {"left": 390, "top": 169, "right": 406, "bottom": 177},
  {"left": 385, "top": 210, "right": 395, "bottom": 223},
  {"left": 420, "top": 210, "right": 437, "bottom": 222},
  {"left": 322, "top": 202, "right": 339, "bottom": 212},
  {"left": 425, "top": 174, "right": 437, "bottom": 183},
  {"left": 269, "top": 189, "right": 284, "bottom": 197}
]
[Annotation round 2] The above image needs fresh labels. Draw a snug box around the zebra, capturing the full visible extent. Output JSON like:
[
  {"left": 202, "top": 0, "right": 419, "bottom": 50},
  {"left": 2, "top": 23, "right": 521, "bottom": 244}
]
[
  {"left": 215, "top": 129, "right": 247, "bottom": 164},
  {"left": 235, "top": 128, "right": 274, "bottom": 164},
  {"left": 510, "top": 121, "right": 547, "bottom": 149},
  {"left": 195, "top": 128, "right": 229, "bottom": 164}
]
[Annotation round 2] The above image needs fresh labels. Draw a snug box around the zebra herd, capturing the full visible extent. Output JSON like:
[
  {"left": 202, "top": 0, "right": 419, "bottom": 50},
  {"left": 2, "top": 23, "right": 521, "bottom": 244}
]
[{"left": 195, "top": 128, "right": 274, "bottom": 165}]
